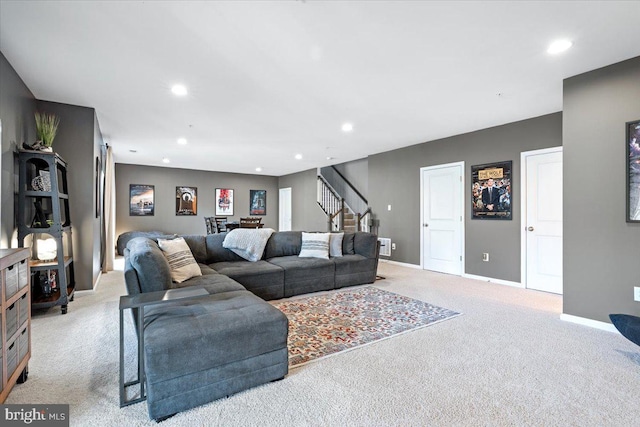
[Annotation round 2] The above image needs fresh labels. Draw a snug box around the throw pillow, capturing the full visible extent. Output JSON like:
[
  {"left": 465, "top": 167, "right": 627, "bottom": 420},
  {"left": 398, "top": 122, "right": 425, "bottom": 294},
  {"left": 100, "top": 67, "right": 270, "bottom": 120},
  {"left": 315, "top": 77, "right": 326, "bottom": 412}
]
[
  {"left": 329, "top": 232, "right": 344, "bottom": 257},
  {"left": 157, "top": 237, "right": 202, "bottom": 283},
  {"left": 299, "top": 232, "right": 330, "bottom": 259}
]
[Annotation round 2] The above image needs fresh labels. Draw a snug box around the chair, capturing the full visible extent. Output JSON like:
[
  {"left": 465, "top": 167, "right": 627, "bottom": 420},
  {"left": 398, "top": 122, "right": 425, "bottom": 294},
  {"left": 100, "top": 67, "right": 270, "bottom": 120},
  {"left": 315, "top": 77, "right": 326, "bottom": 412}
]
[
  {"left": 204, "top": 217, "right": 216, "bottom": 235},
  {"left": 214, "top": 216, "right": 228, "bottom": 233},
  {"left": 239, "top": 217, "right": 263, "bottom": 228}
]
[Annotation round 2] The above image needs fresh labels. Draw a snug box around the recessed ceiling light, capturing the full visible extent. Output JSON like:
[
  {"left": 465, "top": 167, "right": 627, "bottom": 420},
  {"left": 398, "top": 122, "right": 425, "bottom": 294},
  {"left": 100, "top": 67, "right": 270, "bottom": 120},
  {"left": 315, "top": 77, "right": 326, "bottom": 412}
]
[
  {"left": 326, "top": 156, "right": 334, "bottom": 160},
  {"left": 162, "top": 158, "right": 170, "bottom": 163},
  {"left": 171, "top": 84, "right": 188, "bottom": 96},
  {"left": 177, "top": 138, "right": 187, "bottom": 145},
  {"left": 295, "top": 154, "right": 303, "bottom": 160},
  {"left": 342, "top": 123, "right": 353, "bottom": 132},
  {"left": 255, "top": 167, "right": 262, "bottom": 172},
  {"left": 547, "top": 39, "right": 572, "bottom": 54}
]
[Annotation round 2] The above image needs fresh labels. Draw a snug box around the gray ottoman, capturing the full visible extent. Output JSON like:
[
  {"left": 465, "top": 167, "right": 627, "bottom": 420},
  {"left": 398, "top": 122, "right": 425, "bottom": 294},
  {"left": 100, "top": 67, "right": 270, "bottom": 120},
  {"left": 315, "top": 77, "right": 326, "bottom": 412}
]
[{"left": 143, "top": 290, "right": 289, "bottom": 420}]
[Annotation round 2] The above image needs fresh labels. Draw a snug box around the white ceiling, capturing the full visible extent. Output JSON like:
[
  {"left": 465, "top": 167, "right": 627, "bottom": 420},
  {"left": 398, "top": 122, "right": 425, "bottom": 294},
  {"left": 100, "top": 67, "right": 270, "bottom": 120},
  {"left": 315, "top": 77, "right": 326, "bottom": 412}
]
[{"left": 1, "top": 1, "right": 639, "bottom": 176}]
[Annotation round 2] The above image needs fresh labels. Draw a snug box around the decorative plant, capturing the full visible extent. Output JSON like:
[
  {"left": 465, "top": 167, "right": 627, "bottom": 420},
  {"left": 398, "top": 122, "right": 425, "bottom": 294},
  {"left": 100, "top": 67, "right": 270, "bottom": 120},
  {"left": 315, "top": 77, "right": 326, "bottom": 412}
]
[{"left": 35, "top": 112, "right": 60, "bottom": 147}]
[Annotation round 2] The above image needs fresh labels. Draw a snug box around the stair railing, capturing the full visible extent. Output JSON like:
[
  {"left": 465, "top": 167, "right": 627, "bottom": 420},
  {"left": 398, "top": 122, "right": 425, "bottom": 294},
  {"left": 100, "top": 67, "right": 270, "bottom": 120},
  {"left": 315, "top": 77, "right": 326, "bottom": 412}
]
[
  {"left": 317, "top": 175, "right": 344, "bottom": 231},
  {"left": 357, "top": 208, "right": 371, "bottom": 232},
  {"left": 319, "top": 166, "right": 368, "bottom": 226}
]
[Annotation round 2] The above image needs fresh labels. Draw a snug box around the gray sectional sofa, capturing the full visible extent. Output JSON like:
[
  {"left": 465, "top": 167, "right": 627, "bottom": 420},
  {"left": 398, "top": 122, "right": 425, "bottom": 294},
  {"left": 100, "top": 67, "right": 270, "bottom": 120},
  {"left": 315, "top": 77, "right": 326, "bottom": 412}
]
[{"left": 123, "top": 231, "right": 379, "bottom": 420}]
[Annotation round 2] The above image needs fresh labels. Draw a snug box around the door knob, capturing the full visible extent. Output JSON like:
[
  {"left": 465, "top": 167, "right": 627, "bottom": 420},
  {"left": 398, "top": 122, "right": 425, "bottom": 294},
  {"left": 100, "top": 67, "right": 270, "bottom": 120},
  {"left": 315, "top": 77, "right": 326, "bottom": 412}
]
[
  {"left": 423, "top": 223, "right": 429, "bottom": 227},
  {"left": 527, "top": 226, "right": 534, "bottom": 231}
]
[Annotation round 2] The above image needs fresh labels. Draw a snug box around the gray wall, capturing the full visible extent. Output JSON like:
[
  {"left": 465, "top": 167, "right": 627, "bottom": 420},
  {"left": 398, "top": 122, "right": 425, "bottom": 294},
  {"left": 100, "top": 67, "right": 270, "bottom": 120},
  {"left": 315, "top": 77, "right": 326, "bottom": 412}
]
[
  {"left": 115, "top": 163, "right": 279, "bottom": 237},
  {"left": 563, "top": 57, "right": 640, "bottom": 322},
  {"left": 333, "top": 157, "right": 369, "bottom": 200},
  {"left": 369, "top": 113, "right": 562, "bottom": 282},
  {"left": 35, "top": 100, "right": 103, "bottom": 291},
  {"left": 0, "top": 52, "right": 36, "bottom": 248},
  {"left": 278, "top": 168, "right": 327, "bottom": 232}
]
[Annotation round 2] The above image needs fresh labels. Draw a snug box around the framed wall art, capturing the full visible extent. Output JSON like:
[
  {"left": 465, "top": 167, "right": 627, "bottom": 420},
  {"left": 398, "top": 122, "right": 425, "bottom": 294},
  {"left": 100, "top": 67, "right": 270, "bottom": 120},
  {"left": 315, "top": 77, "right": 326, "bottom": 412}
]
[
  {"left": 250, "top": 190, "right": 266, "bottom": 215},
  {"left": 216, "top": 188, "right": 234, "bottom": 216},
  {"left": 627, "top": 119, "right": 640, "bottom": 223},
  {"left": 176, "top": 186, "right": 197, "bottom": 215},
  {"left": 471, "top": 161, "right": 512, "bottom": 220},
  {"left": 130, "top": 184, "right": 155, "bottom": 216}
]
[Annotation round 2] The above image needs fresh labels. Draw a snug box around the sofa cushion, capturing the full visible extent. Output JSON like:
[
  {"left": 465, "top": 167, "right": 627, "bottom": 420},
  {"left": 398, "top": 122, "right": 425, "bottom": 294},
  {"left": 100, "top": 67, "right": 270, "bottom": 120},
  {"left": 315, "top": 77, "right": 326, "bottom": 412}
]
[
  {"left": 342, "top": 232, "right": 356, "bottom": 255},
  {"left": 158, "top": 237, "right": 202, "bottom": 283},
  {"left": 299, "top": 232, "right": 330, "bottom": 259},
  {"left": 210, "top": 261, "right": 284, "bottom": 300},
  {"left": 182, "top": 235, "right": 208, "bottom": 263},
  {"left": 205, "top": 233, "right": 246, "bottom": 263},
  {"left": 268, "top": 255, "right": 335, "bottom": 297},
  {"left": 263, "top": 231, "right": 302, "bottom": 258},
  {"left": 143, "top": 290, "right": 288, "bottom": 384},
  {"left": 353, "top": 232, "right": 378, "bottom": 258},
  {"left": 334, "top": 254, "right": 378, "bottom": 288},
  {"left": 127, "top": 237, "right": 173, "bottom": 293},
  {"left": 174, "top": 273, "right": 246, "bottom": 294}
]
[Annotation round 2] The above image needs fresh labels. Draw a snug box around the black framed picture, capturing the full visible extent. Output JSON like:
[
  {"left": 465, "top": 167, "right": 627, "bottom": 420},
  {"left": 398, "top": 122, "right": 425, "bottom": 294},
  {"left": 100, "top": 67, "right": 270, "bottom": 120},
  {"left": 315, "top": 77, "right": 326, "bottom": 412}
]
[
  {"left": 627, "top": 119, "right": 640, "bottom": 223},
  {"left": 130, "top": 184, "right": 154, "bottom": 216},
  {"left": 471, "top": 161, "right": 512, "bottom": 220},
  {"left": 250, "top": 190, "right": 266, "bottom": 215},
  {"left": 176, "top": 186, "right": 197, "bottom": 215}
]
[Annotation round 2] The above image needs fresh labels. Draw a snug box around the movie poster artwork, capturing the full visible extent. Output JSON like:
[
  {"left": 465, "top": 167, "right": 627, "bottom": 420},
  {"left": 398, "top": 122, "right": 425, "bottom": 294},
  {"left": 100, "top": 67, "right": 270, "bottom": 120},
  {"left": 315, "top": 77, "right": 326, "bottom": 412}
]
[
  {"left": 250, "top": 190, "right": 266, "bottom": 215},
  {"left": 471, "top": 161, "right": 512, "bottom": 220},
  {"left": 216, "top": 188, "right": 234, "bottom": 216},
  {"left": 130, "top": 184, "right": 154, "bottom": 216},
  {"left": 176, "top": 186, "right": 197, "bottom": 215},
  {"left": 627, "top": 120, "right": 640, "bottom": 223}
]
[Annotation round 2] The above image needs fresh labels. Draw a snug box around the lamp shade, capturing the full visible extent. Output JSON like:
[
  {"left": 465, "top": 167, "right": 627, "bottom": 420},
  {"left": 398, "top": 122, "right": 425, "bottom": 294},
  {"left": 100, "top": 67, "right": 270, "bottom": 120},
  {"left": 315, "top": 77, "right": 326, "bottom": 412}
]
[{"left": 37, "top": 238, "right": 57, "bottom": 261}]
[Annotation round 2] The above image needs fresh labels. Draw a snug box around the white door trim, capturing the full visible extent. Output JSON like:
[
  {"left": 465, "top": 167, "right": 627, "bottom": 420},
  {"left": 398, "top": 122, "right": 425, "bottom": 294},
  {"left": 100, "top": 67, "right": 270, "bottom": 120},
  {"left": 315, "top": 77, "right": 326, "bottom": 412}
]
[
  {"left": 419, "top": 161, "right": 465, "bottom": 274},
  {"left": 520, "top": 146, "right": 563, "bottom": 288},
  {"left": 278, "top": 187, "right": 292, "bottom": 231}
]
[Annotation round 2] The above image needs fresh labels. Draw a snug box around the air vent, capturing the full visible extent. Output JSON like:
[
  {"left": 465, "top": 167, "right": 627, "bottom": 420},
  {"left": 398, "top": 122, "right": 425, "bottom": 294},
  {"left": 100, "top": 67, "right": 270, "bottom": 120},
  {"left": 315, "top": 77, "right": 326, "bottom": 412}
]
[{"left": 378, "top": 238, "right": 391, "bottom": 257}]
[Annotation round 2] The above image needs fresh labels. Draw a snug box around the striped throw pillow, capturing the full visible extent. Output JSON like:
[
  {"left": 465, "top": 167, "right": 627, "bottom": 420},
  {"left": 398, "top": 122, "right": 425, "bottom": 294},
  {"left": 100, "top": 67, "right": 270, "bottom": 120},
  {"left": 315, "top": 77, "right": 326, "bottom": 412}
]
[
  {"left": 157, "top": 237, "right": 202, "bottom": 283},
  {"left": 298, "top": 232, "right": 330, "bottom": 259}
]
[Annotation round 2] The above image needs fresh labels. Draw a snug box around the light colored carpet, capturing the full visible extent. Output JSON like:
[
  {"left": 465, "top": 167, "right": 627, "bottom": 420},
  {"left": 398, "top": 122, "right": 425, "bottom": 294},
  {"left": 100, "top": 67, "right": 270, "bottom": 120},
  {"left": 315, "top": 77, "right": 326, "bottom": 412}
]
[{"left": 6, "top": 259, "right": 640, "bottom": 426}]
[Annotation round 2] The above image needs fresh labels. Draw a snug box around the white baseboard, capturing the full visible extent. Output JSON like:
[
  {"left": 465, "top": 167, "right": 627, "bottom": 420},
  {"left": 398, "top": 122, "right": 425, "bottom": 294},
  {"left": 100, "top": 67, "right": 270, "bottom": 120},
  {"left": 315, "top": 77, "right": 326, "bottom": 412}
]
[
  {"left": 462, "top": 273, "right": 523, "bottom": 288},
  {"left": 560, "top": 313, "right": 619, "bottom": 333},
  {"left": 379, "top": 259, "right": 422, "bottom": 269}
]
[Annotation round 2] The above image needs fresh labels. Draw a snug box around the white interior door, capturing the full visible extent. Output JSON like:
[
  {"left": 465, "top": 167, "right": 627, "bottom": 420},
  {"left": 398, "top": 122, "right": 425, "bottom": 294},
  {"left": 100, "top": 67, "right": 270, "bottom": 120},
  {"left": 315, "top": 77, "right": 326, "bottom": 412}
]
[
  {"left": 421, "top": 163, "right": 463, "bottom": 275},
  {"left": 279, "top": 187, "right": 292, "bottom": 231},
  {"left": 524, "top": 149, "right": 563, "bottom": 294}
]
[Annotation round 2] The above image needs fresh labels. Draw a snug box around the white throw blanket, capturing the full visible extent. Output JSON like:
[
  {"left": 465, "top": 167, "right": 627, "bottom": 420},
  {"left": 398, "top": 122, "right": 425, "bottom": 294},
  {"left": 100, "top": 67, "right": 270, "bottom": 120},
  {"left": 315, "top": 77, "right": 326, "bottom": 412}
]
[{"left": 222, "top": 228, "right": 275, "bottom": 262}]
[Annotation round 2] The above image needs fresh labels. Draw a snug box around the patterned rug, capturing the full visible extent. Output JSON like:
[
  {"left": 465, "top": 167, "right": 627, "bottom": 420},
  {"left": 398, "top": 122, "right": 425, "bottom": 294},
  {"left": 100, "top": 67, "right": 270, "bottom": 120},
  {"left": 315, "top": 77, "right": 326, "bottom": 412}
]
[{"left": 271, "top": 286, "right": 461, "bottom": 367}]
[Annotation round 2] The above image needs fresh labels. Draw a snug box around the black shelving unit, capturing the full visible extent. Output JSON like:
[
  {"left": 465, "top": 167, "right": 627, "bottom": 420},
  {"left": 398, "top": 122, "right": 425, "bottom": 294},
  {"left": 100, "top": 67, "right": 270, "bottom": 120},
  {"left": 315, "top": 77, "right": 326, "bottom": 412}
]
[{"left": 17, "top": 150, "right": 75, "bottom": 314}]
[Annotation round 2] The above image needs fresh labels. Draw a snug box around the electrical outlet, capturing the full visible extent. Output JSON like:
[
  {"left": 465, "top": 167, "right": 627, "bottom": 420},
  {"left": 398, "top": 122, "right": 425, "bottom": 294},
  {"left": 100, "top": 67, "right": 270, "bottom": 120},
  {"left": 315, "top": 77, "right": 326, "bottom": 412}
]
[
  {"left": 482, "top": 253, "right": 489, "bottom": 262},
  {"left": 634, "top": 287, "right": 640, "bottom": 302},
  {"left": 391, "top": 243, "right": 396, "bottom": 250}
]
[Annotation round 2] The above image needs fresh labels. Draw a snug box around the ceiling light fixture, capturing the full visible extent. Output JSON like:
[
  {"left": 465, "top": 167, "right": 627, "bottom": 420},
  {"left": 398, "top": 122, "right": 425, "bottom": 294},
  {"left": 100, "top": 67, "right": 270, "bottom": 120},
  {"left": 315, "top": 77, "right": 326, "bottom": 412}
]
[
  {"left": 162, "top": 158, "right": 170, "bottom": 164},
  {"left": 177, "top": 138, "right": 187, "bottom": 145},
  {"left": 341, "top": 123, "right": 353, "bottom": 132},
  {"left": 547, "top": 39, "right": 572, "bottom": 54},
  {"left": 295, "top": 154, "right": 303, "bottom": 160},
  {"left": 171, "top": 84, "right": 188, "bottom": 96},
  {"left": 255, "top": 167, "right": 263, "bottom": 172}
]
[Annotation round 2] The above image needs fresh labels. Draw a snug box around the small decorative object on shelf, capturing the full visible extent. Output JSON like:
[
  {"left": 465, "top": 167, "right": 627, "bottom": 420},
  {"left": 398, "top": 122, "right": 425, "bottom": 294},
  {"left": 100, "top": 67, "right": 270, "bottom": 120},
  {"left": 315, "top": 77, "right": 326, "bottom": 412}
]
[{"left": 17, "top": 149, "right": 75, "bottom": 314}]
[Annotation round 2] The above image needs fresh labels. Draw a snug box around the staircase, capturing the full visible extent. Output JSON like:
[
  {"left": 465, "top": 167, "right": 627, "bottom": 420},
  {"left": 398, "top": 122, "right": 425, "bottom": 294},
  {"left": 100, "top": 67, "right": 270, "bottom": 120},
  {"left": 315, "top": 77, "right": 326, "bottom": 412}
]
[{"left": 317, "top": 167, "right": 371, "bottom": 233}]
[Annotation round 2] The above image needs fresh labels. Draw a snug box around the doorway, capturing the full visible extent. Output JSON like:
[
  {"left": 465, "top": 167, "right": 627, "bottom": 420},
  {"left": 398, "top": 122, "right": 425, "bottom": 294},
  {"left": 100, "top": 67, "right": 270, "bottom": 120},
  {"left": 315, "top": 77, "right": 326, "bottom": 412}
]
[
  {"left": 279, "top": 187, "right": 292, "bottom": 231},
  {"left": 420, "top": 162, "right": 464, "bottom": 275},
  {"left": 521, "top": 147, "right": 563, "bottom": 294}
]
